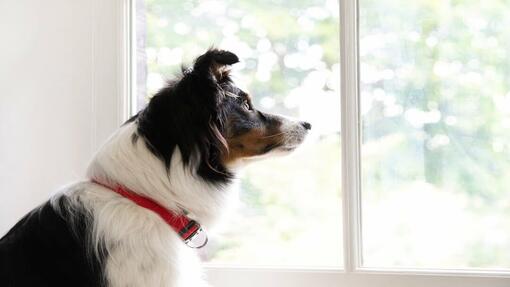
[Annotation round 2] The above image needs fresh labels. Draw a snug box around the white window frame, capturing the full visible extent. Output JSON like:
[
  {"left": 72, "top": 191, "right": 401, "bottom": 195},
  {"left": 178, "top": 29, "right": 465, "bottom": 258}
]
[
  {"left": 109, "top": 0, "right": 510, "bottom": 286},
  {"left": 92, "top": 0, "right": 134, "bottom": 147}
]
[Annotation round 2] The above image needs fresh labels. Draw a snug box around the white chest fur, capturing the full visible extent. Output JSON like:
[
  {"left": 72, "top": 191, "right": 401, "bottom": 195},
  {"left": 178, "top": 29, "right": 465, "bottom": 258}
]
[
  {"left": 102, "top": 206, "right": 208, "bottom": 287},
  {"left": 64, "top": 183, "right": 209, "bottom": 287}
]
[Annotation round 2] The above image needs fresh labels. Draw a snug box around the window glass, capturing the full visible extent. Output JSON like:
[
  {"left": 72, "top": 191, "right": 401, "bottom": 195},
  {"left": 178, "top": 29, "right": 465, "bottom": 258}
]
[
  {"left": 136, "top": 0, "right": 342, "bottom": 267},
  {"left": 360, "top": 0, "right": 510, "bottom": 269}
]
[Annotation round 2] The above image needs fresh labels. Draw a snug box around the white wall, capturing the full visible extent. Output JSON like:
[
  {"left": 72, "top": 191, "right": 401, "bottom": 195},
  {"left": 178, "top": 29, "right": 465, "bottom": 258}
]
[{"left": 0, "top": 0, "right": 127, "bottom": 234}]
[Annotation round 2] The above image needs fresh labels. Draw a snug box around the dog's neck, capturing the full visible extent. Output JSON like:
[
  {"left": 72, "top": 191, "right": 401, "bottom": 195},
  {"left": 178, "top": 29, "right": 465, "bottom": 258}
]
[{"left": 86, "top": 122, "right": 237, "bottom": 228}]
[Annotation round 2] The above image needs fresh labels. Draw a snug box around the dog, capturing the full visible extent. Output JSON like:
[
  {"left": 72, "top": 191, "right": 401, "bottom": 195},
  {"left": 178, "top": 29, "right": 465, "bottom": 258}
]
[{"left": 0, "top": 49, "right": 311, "bottom": 287}]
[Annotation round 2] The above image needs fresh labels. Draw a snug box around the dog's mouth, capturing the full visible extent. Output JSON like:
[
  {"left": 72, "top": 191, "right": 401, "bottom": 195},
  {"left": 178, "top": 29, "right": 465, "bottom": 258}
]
[
  {"left": 261, "top": 143, "right": 280, "bottom": 154},
  {"left": 281, "top": 145, "right": 300, "bottom": 152},
  {"left": 263, "top": 143, "right": 300, "bottom": 154},
  {"left": 261, "top": 130, "right": 309, "bottom": 155},
  {"left": 274, "top": 143, "right": 305, "bottom": 154},
  {"left": 260, "top": 143, "right": 286, "bottom": 155}
]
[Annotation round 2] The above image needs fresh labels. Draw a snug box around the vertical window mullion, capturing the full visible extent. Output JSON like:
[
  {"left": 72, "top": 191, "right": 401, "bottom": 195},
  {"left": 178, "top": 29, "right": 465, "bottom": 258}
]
[{"left": 340, "top": 0, "right": 362, "bottom": 273}]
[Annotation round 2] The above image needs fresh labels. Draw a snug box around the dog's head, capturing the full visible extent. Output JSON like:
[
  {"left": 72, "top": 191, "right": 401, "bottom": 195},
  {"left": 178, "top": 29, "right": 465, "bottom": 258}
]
[{"left": 135, "top": 49, "right": 311, "bottom": 183}]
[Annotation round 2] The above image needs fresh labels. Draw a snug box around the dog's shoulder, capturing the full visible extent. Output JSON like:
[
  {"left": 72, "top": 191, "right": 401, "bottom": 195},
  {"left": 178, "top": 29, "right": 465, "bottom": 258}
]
[{"left": 0, "top": 195, "right": 106, "bottom": 287}]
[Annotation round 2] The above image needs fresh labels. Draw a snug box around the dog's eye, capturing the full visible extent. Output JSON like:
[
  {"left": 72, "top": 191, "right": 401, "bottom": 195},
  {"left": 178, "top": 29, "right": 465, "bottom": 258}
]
[{"left": 242, "top": 100, "right": 251, "bottom": 111}]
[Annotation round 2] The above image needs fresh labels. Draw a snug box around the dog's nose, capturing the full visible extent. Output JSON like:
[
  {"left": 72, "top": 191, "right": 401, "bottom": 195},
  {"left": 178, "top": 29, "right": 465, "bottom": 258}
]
[{"left": 301, "top": 121, "right": 312, "bottom": 130}]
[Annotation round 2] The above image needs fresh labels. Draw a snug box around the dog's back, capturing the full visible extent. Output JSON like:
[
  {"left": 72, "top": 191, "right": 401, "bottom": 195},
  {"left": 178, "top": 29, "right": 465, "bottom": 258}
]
[{"left": 0, "top": 197, "right": 105, "bottom": 287}]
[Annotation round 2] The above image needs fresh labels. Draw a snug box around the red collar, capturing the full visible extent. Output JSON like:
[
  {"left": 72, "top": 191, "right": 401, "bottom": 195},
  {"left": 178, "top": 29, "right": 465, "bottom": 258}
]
[{"left": 92, "top": 180, "right": 207, "bottom": 248}]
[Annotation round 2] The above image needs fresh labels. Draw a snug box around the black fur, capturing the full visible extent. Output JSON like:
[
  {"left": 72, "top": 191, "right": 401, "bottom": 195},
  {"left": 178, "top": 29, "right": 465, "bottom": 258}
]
[
  {"left": 0, "top": 197, "right": 105, "bottom": 287},
  {"left": 135, "top": 49, "right": 240, "bottom": 184}
]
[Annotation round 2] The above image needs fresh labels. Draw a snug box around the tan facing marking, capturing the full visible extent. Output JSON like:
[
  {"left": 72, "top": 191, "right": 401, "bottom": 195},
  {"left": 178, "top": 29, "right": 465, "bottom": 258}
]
[{"left": 222, "top": 127, "right": 284, "bottom": 164}]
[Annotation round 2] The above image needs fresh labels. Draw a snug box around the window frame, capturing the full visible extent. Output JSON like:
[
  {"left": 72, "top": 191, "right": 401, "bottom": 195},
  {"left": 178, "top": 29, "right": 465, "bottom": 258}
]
[
  {"left": 93, "top": 0, "right": 134, "bottom": 147},
  {"left": 119, "top": 0, "right": 510, "bottom": 285}
]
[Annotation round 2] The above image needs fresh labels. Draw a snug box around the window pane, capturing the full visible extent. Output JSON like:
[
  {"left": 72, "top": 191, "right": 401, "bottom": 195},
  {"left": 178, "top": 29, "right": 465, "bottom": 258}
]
[
  {"left": 136, "top": 0, "right": 342, "bottom": 267},
  {"left": 360, "top": 0, "right": 510, "bottom": 269}
]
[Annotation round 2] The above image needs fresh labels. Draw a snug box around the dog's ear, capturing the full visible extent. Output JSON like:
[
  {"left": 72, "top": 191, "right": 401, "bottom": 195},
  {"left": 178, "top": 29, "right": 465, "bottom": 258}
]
[{"left": 192, "top": 49, "right": 239, "bottom": 82}]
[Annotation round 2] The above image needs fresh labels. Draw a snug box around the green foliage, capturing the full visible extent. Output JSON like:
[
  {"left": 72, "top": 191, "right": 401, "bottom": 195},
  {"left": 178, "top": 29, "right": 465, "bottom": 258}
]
[{"left": 361, "top": 0, "right": 510, "bottom": 268}]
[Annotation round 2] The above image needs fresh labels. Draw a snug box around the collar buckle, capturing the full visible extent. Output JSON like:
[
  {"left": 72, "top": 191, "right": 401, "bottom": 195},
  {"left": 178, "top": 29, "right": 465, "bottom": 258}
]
[{"left": 182, "top": 222, "right": 208, "bottom": 248}]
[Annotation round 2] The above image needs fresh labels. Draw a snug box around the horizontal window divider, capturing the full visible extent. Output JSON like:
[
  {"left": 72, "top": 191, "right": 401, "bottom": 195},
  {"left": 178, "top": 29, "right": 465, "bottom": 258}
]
[
  {"left": 354, "top": 267, "right": 510, "bottom": 278},
  {"left": 205, "top": 264, "right": 510, "bottom": 278},
  {"left": 205, "top": 264, "right": 345, "bottom": 273}
]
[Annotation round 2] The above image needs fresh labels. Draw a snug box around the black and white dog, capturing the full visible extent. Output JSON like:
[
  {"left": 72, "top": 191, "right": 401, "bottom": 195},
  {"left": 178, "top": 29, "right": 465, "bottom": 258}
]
[{"left": 0, "top": 49, "right": 310, "bottom": 287}]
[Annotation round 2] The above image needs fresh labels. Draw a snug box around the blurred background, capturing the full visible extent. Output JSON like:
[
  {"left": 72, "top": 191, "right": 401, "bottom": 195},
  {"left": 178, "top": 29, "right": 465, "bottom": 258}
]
[{"left": 360, "top": 0, "right": 510, "bottom": 268}]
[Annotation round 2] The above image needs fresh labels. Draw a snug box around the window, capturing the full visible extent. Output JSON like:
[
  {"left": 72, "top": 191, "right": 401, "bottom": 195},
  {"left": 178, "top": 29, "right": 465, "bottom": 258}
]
[
  {"left": 134, "top": 0, "right": 342, "bottom": 268},
  {"left": 130, "top": 0, "right": 510, "bottom": 285},
  {"left": 360, "top": 0, "right": 510, "bottom": 270}
]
